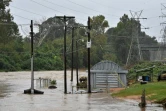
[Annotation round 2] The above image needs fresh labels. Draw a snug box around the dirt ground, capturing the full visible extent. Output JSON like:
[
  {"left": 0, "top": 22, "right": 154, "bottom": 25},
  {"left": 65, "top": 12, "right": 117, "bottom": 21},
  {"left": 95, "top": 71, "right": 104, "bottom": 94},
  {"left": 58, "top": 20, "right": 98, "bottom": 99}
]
[{"left": 110, "top": 88, "right": 125, "bottom": 93}]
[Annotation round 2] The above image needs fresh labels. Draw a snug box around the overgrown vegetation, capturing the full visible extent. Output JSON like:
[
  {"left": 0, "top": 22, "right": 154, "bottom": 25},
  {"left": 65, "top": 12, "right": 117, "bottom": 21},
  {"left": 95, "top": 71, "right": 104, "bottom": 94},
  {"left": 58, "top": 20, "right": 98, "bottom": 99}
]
[
  {"left": 112, "top": 61, "right": 166, "bottom": 104},
  {"left": 127, "top": 61, "right": 166, "bottom": 82},
  {"left": 77, "top": 76, "right": 87, "bottom": 88},
  {"left": 50, "top": 80, "right": 56, "bottom": 85}
]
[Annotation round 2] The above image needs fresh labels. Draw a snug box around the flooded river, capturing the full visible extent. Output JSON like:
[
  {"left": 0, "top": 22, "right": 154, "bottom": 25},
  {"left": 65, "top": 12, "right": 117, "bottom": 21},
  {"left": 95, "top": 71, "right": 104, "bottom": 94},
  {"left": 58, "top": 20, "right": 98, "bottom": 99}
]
[{"left": 0, "top": 71, "right": 165, "bottom": 111}]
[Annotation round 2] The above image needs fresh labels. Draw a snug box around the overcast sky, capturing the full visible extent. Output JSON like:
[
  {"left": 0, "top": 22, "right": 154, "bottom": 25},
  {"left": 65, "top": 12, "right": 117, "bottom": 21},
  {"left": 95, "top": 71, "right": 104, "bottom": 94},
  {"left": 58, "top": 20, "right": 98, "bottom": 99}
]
[{"left": 9, "top": 0, "right": 166, "bottom": 41}]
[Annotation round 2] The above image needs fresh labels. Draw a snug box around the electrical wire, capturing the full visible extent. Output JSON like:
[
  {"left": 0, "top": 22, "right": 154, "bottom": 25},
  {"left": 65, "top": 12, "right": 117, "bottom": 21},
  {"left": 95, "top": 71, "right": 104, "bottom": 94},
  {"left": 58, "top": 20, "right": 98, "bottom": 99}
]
[
  {"left": 12, "top": 13, "right": 32, "bottom": 20},
  {"left": 42, "top": 0, "right": 90, "bottom": 15},
  {"left": 88, "top": 0, "right": 129, "bottom": 12},
  {"left": 65, "top": 0, "right": 121, "bottom": 18},
  {"left": 0, "top": 51, "right": 30, "bottom": 54},
  {"left": 20, "top": 25, "right": 29, "bottom": 36},
  {"left": 161, "top": 3, "right": 166, "bottom": 10},
  {"left": 30, "top": 0, "right": 65, "bottom": 15},
  {"left": 30, "top": 0, "right": 87, "bottom": 22},
  {"left": 0, "top": 21, "right": 42, "bottom": 26},
  {"left": 10, "top": 5, "right": 46, "bottom": 17},
  {"left": 55, "top": 46, "right": 86, "bottom": 55},
  {"left": 6, "top": 0, "right": 164, "bottom": 45},
  {"left": 149, "top": 25, "right": 161, "bottom": 29},
  {"left": 147, "top": 16, "right": 160, "bottom": 19}
]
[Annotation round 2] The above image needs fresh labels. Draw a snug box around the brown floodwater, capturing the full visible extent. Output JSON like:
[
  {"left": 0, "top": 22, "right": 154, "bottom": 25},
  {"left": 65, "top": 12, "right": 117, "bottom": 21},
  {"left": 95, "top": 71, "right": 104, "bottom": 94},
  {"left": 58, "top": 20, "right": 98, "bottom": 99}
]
[{"left": 0, "top": 71, "right": 165, "bottom": 111}]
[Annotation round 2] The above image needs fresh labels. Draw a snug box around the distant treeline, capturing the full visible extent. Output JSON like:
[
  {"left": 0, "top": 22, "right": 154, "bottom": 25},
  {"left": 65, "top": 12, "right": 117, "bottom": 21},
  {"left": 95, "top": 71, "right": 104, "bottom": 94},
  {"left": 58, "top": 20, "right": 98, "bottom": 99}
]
[{"left": 0, "top": 1, "right": 158, "bottom": 71}]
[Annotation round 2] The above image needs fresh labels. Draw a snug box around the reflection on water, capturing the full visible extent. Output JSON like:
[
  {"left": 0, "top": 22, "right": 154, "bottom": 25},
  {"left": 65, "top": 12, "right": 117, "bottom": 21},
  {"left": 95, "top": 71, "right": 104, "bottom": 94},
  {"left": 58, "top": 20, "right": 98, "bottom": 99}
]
[
  {"left": 164, "top": 107, "right": 166, "bottom": 110},
  {"left": 0, "top": 81, "right": 11, "bottom": 97},
  {"left": 0, "top": 71, "right": 165, "bottom": 111},
  {"left": 36, "top": 78, "right": 51, "bottom": 88}
]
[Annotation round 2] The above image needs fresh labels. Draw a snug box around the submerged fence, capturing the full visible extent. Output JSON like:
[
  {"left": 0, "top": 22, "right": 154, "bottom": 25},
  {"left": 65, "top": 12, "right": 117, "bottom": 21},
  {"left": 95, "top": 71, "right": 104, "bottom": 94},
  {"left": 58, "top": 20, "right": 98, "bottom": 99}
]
[{"left": 35, "top": 78, "right": 51, "bottom": 88}]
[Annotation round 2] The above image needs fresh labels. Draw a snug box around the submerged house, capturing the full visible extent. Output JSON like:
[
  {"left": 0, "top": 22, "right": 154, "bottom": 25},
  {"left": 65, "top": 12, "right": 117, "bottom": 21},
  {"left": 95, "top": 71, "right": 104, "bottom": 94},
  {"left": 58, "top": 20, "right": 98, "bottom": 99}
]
[{"left": 89, "top": 61, "right": 128, "bottom": 90}]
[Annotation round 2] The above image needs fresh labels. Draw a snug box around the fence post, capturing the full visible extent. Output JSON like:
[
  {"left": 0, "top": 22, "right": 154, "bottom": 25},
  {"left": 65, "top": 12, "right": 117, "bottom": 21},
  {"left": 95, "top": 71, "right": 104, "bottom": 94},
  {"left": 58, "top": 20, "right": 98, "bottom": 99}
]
[{"left": 139, "top": 89, "right": 146, "bottom": 107}]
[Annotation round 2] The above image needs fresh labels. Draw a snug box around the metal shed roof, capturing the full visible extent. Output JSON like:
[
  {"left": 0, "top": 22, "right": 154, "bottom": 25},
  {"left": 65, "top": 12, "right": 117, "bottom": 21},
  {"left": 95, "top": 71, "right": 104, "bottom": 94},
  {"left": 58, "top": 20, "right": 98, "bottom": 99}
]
[{"left": 90, "top": 60, "right": 128, "bottom": 73}]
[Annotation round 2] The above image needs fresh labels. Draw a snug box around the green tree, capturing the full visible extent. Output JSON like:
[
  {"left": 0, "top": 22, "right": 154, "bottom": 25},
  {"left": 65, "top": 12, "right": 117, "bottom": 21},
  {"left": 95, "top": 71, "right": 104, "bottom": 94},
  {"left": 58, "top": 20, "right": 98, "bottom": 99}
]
[
  {"left": 0, "top": 0, "right": 23, "bottom": 71},
  {"left": 35, "top": 17, "right": 79, "bottom": 46},
  {"left": 91, "top": 15, "right": 109, "bottom": 34},
  {"left": 88, "top": 15, "right": 110, "bottom": 65},
  {"left": 0, "top": 0, "right": 19, "bottom": 45},
  {"left": 106, "top": 14, "right": 158, "bottom": 65}
]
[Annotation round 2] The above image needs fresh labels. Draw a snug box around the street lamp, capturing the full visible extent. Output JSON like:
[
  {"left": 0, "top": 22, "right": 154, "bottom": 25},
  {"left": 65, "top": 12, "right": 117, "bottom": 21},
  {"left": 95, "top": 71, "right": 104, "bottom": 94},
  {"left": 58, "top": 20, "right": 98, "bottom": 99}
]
[{"left": 76, "top": 39, "right": 84, "bottom": 86}]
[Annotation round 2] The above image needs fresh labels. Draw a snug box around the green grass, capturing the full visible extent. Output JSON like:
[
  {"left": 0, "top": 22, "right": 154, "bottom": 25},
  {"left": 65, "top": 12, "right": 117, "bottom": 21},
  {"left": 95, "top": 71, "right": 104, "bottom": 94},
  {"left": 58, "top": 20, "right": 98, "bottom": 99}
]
[{"left": 112, "top": 81, "right": 166, "bottom": 103}]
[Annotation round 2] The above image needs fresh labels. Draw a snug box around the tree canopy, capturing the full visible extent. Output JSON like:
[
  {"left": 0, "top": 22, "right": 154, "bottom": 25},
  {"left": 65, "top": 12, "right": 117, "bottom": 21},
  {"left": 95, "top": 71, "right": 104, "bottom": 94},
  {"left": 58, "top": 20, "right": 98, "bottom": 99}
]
[
  {"left": 106, "top": 14, "right": 158, "bottom": 65},
  {"left": 90, "top": 15, "right": 109, "bottom": 34},
  {"left": 0, "top": 3, "right": 160, "bottom": 71}
]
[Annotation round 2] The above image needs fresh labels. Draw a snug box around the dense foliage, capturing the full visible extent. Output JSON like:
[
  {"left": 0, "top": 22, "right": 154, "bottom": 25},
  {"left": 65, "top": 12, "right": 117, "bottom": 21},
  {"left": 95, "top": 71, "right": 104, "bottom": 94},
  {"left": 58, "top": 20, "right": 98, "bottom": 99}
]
[
  {"left": 127, "top": 61, "right": 166, "bottom": 81},
  {"left": 0, "top": 2, "right": 160, "bottom": 72},
  {"left": 106, "top": 14, "right": 158, "bottom": 65}
]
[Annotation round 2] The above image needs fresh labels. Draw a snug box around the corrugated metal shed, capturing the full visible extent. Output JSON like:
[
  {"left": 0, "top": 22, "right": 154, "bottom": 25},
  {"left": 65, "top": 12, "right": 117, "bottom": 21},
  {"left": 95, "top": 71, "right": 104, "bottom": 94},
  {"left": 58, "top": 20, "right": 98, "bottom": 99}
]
[{"left": 89, "top": 60, "right": 128, "bottom": 90}]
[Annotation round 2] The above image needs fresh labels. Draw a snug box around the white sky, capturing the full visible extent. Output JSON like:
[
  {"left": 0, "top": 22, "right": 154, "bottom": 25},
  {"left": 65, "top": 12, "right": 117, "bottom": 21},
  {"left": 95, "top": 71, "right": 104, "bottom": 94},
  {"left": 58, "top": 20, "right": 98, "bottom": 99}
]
[{"left": 9, "top": 0, "right": 166, "bottom": 41}]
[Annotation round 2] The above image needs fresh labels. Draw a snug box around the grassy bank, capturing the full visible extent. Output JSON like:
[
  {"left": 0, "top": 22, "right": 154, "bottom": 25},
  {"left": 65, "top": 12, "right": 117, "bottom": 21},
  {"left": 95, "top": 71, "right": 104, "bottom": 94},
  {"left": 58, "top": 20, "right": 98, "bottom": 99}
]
[{"left": 112, "top": 81, "right": 166, "bottom": 103}]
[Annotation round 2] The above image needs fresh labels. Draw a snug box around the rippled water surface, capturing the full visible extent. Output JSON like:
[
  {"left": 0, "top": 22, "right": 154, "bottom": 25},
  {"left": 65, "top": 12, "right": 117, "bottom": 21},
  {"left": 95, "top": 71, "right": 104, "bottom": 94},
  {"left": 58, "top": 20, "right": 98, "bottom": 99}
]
[{"left": 0, "top": 71, "right": 165, "bottom": 111}]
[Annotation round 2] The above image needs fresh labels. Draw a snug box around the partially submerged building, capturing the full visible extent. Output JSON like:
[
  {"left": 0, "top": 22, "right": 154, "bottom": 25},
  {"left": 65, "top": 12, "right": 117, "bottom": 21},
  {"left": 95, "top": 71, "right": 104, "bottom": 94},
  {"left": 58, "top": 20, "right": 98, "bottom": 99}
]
[{"left": 89, "top": 60, "right": 128, "bottom": 90}]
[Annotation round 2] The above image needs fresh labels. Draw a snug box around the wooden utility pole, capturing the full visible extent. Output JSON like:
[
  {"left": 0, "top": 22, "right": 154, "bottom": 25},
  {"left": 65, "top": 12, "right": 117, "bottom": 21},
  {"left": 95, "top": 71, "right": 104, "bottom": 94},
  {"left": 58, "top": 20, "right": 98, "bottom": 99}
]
[
  {"left": 30, "top": 20, "right": 34, "bottom": 93},
  {"left": 24, "top": 20, "right": 43, "bottom": 94},
  {"left": 56, "top": 15, "right": 75, "bottom": 94},
  {"left": 71, "top": 27, "right": 74, "bottom": 82},
  {"left": 87, "top": 17, "right": 91, "bottom": 93},
  {"left": 70, "top": 26, "right": 87, "bottom": 86}
]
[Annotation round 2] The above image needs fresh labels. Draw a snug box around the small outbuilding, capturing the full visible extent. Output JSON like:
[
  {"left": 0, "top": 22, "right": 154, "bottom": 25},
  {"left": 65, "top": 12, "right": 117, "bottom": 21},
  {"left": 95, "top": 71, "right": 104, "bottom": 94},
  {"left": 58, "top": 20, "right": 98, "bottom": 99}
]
[{"left": 89, "top": 60, "right": 128, "bottom": 90}]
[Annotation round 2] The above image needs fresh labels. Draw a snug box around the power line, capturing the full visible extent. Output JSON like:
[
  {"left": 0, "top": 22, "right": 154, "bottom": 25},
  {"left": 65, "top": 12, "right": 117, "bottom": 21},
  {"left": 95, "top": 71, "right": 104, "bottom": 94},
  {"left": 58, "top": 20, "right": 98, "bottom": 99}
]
[
  {"left": 88, "top": 0, "right": 129, "bottom": 12},
  {"left": 20, "top": 25, "right": 29, "bottom": 36},
  {"left": 10, "top": 1, "right": 85, "bottom": 27},
  {"left": 10, "top": 5, "right": 46, "bottom": 17},
  {"left": 42, "top": 0, "right": 87, "bottom": 22},
  {"left": 66, "top": 47, "right": 86, "bottom": 55},
  {"left": 65, "top": 0, "right": 121, "bottom": 18},
  {"left": 12, "top": 13, "right": 32, "bottom": 20},
  {"left": 30, "top": 0, "right": 87, "bottom": 22},
  {"left": 141, "top": 24, "right": 150, "bottom": 29},
  {"left": 149, "top": 25, "right": 161, "bottom": 29},
  {"left": 147, "top": 16, "right": 160, "bottom": 19},
  {"left": 42, "top": 0, "right": 90, "bottom": 15},
  {"left": 0, "top": 51, "right": 30, "bottom": 54},
  {"left": 0, "top": 23, "right": 39, "bottom": 26},
  {"left": 30, "top": 0, "right": 65, "bottom": 15},
  {"left": 161, "top": 3, "right": 166, "bottom": 10}
]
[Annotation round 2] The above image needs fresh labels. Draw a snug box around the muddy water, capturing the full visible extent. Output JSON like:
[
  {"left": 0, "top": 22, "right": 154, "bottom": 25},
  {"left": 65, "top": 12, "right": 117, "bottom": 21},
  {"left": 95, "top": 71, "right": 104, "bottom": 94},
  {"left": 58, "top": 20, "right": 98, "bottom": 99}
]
[{"left": 0, "top": 71, "right": 165, "bottom": 111}]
